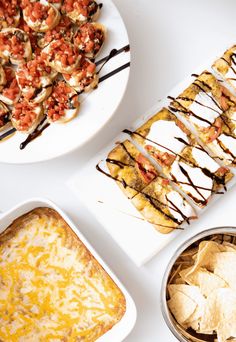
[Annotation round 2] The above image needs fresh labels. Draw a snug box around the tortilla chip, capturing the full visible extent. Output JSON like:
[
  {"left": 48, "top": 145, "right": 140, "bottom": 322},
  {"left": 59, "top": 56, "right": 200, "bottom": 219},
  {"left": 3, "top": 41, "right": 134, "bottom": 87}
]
[
  {"left": 214, "top": 252, "right": 236, "bottom": 291},
  {"left": 189, "top": 241, "right": 224, "bottom": 274},
  {"left": 222, "top": 241, "right": 236, "bottom": 252},
  {"left": 168, "top": 284, "right": 205, "bottom": 325},
  {"left": 168, "top": 291, "right": 197, "bottom": 324},
  {"left": 180, "top": 267, "right": 228, "bottom": 297},
  {"left": 200, "top": 288, "right": 236, "bottom": 340}
]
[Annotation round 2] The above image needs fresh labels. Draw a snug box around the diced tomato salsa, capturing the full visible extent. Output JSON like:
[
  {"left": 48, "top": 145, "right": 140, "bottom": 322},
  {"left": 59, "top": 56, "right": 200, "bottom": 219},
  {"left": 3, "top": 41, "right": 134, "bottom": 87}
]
[
  {"left": 23, "top": 1, "right": 55, "bottom": 26},
  {"left": 2, "top": 67, "right": 20, "bottom": 101},
  {"left": 74, "top": 23, "right": 104, "bottom": 54},
  {"left": 0, "top": 30, "right": 28, "bottom": 59},
  {"left": 12, "top": 100, "right": 38, "bottom": 131},
  {"left": 62, "top": 0, "right": 97, "bottom": 18},
  {"left": 63, "top": 58, "right": 96, "bottom": 83},
  {"left": 43, "top": 16, "right": 72, "bottom": 44},
  {"left": 17, "top": 56, "right": 52, "bottom": 89},
  {"left": 44, "top": 39, "right": 79, "bottom": 67},
  {"left": 0, "top": 0, "right": 20, "bottom": 27},
  {"left": 45, "top": 81, "right": 79, "bottom": 121}
]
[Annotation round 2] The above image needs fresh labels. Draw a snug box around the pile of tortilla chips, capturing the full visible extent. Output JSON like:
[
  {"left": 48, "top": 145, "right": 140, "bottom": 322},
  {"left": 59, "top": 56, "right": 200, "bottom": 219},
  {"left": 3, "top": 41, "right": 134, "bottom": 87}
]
[{"left": 167, "top": 235, "right": 236, "bottom": 342}]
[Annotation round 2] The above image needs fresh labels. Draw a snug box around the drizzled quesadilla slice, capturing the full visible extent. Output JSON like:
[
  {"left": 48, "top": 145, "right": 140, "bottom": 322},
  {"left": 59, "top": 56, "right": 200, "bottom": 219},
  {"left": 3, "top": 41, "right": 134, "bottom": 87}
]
[
  {"left": 106, "top": 140, "right": 196, "bottom": 233},
  {"left": 169, "top": 71, "right": 236, "bottom": 166},
  {"left": 106, "top": 139, "right": 158, "bottom": 198},
  {"left": 212, "top": 45, "right": 236, "bottom": 91},
  {"left": 128, "top": 107, "right": 233, "bottom": 207}
]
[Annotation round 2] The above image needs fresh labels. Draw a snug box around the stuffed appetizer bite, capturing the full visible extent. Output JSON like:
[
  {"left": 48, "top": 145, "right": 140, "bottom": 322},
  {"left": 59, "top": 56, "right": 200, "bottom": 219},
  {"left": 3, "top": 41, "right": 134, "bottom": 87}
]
[
  {"left": 16, "top": 56, "right": 57, "bottom": 103},
  {"left": 11, "top": 99, "right": 43, "bottom": 133},
  {"left": 0, "top": 0, "right": 21, "bottom": 30},
  {"left": 61, "top": 0, "right": 100, "bottom": 24},
  {"left": 22, "top": 0, "right": 61, "bottom": 32},
  {"left": 37, "top": 16, "right": 73, "bottom": 48},
  {"left": 74, "top": 22, "right": 106, "bottom": 58},
  {"left": 44, "top": 81, "right": 80, "bottom": 123},
  {"left": 63, "top": 57, "right": 98, "bottom": 93},
  {"left": 0, "top": 28, "right": 32, "bottom": 65},
  {"left": 42, "top": 39, "right": 81, "bottom": 74},
  {"left": 0, "top": 67, "right": 21, "bottom": 105}
]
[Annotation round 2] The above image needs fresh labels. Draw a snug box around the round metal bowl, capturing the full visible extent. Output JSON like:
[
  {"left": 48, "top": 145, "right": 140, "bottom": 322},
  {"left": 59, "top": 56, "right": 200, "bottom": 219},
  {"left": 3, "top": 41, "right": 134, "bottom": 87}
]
[{"left": 161, "top": 226, "right": 236, "bottom": 342}]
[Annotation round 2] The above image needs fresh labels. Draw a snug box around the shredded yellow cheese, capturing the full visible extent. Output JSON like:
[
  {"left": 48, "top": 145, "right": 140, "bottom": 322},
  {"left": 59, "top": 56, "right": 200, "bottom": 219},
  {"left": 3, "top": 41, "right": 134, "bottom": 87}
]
[{"left": 0, "top": 209, "right": 126, "bottom": 341}]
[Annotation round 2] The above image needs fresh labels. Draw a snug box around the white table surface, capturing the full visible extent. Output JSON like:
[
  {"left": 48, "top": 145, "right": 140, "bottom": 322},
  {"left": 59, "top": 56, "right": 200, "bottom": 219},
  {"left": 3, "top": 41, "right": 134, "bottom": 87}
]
[{"left": 1, "top": 0, "right": 236, "bottom": 340}]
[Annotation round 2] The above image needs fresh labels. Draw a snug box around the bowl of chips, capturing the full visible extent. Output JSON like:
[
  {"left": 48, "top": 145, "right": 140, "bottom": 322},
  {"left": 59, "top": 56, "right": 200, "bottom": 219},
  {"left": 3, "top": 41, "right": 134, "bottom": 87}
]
[{"left": 161, "top": 227, "right": 236, "bottom": 342}]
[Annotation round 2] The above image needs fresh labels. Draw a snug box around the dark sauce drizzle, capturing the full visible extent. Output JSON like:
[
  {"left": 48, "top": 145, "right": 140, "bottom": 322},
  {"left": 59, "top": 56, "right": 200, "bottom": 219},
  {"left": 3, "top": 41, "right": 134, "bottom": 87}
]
[
  {"left": 122, "top": 129, "right": 227, "bottom": 205},
  {"left": 105, "top": 142, "right": 193, "bottom": 223},
  {"left": 13, "top": 45, "right": 131, "bottom": 149},
  {"left": 168, "top": 74, "right": 236, "bottom": 156},
  {"left": 96, "top": 162, "right": 190, "bottom": 228}
]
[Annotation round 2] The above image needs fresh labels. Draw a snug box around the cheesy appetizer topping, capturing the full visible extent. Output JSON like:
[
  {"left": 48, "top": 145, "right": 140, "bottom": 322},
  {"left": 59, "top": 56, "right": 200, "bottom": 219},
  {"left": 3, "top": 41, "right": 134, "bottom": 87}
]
[{"left": 0, "top": 208, "right": 126, "bottom": 341}]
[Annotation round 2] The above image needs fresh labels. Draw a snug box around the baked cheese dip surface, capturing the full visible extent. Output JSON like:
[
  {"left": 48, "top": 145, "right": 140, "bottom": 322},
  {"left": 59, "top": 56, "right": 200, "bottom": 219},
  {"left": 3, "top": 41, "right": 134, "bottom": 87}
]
[{"left": 0, "top": 208, "right": 126, "bottom": 341}]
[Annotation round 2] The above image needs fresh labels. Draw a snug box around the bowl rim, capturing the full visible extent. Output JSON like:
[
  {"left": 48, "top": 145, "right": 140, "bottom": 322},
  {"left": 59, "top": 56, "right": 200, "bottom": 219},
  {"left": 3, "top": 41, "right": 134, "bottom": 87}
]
[{"left": 160, "top": 226, "right": 236, "bottom": 342}]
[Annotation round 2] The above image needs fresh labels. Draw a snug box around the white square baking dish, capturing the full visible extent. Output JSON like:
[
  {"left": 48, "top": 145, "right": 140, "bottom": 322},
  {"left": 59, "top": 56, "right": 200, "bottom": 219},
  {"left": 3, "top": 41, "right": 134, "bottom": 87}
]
[{"left": 0, "top": 197, "right": 137, "bottom": 342}]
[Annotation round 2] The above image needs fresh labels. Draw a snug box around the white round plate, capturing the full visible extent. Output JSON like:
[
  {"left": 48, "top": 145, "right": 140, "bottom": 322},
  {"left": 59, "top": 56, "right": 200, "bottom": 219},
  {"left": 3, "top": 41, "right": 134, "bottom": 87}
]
[{"left": 0, "top": 0, "right": 130, "bottom": 164}]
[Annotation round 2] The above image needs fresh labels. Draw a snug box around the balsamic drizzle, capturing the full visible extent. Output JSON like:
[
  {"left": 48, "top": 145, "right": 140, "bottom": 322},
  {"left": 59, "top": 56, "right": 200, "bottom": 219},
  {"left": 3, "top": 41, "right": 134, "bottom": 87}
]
[
  {"left": 96, "top": 162, "right": 190, "bottom": 226},
  {"left": 99, "top": 62, "right": 130, "bottom": 83},
  {"left": 0, "top": 127, "right": 16, "bottom": 141},
  {"left": 0, "top": 45, "right": 131, "bottom": 149},
  {"left": 20, "top": 117, "right": 49, "bottom": 150},
  {"left": 122, "top": 127, "right": 227, "bottom": 203},
  {"left": 95, "top": 44, "right": 130, "bottom": 66}
]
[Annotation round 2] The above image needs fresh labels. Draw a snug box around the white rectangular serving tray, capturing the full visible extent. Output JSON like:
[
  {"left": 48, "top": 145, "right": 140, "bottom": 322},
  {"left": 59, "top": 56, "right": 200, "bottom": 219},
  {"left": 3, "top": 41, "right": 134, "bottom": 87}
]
[
  {"left": 0, "top": 197, "right": 136, "bottom": 342},
  {"left": 68, "top": 51, "right": 236, "bottom": 267}
]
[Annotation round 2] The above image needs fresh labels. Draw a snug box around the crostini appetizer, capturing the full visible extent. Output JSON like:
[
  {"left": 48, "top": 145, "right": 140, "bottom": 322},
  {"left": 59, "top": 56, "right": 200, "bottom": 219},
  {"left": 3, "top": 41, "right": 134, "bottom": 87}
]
[
  {"left": 18, "top": 18, "right": 42, "bottom": 56},
  {"left": 74, "top": 22, "right": 106, "bottom": 58},
  {"left": 44, "top": 80, "right": 80, "bottom": 123},
  {"left": 0, "top": 101, "right": 11, "bottom": 130},
  {"left": 63, "top": 57, "right": 98, "bottom": 93},
  {"left": 0, "top": 28, "right": 32, "bottom": 65},
  {"left": 42, "top": 38, "right": 81, "bottom": 74},
  {"left": 0, "top": 67, "right": 21, "bottom": 105},
  {"left": 22, "top": 0, "right": 61, "bottom": 32},
  {"left": 16, "top": 56, "right": 57, "bottom": 103},
  {"left": 11, "top": 99, "right": 43, "bottom": 133},
  {"left": 0, "top": 0, "right": 21, "bottom": 30},
  {"left": 37, "top": 16, "right": 73, "bottom": 49},
  {"left": 61, "top": 0, "right": 100, "bottom": 24}
]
